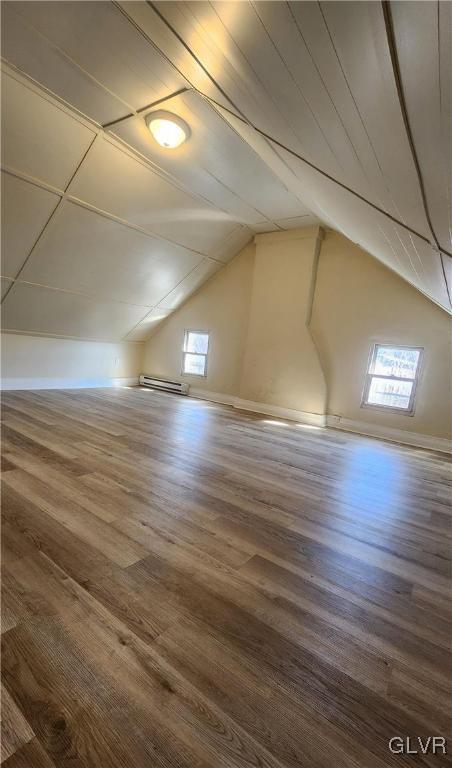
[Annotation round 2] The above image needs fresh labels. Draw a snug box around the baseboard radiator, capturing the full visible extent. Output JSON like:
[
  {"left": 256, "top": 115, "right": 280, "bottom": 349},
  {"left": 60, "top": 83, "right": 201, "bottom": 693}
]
[{"left": 139, "top": 374, "right": 189, "bottom": 395}]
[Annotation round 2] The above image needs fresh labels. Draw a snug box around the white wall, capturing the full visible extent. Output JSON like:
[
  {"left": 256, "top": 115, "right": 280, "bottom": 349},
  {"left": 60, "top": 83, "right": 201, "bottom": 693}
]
[
  {"left": 1, "top": 332, "right": 143, "bottom": 389},
  {"left": 141, "top": 243, "right": 255, "bottom": 397},
  {"left": 143, "top": 227, "right": 451, "bottom": 447},
  {"left": 310, "top": 231, "right": 452, "bottom": 441},
  {"left": 2, "top": 226, "right": 450, "bottom": 450},
  {"left": 238, "top": 228, "right": 326, "bottom": 417}
]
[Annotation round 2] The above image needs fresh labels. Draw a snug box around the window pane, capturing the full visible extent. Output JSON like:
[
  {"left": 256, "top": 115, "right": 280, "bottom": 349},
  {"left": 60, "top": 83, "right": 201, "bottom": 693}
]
[
  {"left": 183, "top": 353, "right": 206, "bottom": 376},
  {"left": 372, "top": 347, "right": 420, "bottom": 379},
  {"left": 367, "top": 377, "right": 413, "bottom": 409},
  {"left": 186, "top": 332, "right": 209, "bottom": 354}
]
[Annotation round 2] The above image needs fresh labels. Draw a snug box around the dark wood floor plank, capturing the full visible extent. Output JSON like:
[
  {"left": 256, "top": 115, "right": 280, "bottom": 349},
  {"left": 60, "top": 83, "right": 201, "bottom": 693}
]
[
  {"left": 1, "top": 683, "right": 34, "bottom": 763},
  {"left": 1, "top": 483, "right": 118, "bottom": 584},
  {"left": 2, "top": 470, "right": 148, "bottom": 568},
  {"left": 1, "top": 387, "right": 451, "bottom": 768},
  {"left": 2, "top": 737, "right": 57, "bottom": 768},
  {"left": 154, "top": 618, "right": 405, "bottom": 768}
]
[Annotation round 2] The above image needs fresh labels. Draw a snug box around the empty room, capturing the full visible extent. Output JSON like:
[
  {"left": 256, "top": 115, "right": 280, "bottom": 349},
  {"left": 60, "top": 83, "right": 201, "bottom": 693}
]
[{"left": 1, "top": 1, "right": 451, "bottom": 766}]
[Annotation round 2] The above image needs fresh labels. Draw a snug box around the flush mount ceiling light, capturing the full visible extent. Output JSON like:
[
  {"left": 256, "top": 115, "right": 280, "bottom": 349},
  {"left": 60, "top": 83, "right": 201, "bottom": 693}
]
[{"left": 145, "top": 110, "right": 190, "bottom": 149}]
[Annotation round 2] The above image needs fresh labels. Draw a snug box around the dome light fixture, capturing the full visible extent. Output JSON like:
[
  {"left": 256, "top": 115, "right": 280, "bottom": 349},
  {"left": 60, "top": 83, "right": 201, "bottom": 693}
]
[{"left": 145, "top": 110, "right": 190, "bottom": 149}]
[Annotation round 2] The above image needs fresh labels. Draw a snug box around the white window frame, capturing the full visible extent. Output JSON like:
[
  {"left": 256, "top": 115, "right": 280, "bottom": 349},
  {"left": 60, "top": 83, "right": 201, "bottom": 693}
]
[
  {"left": 361, "top": 343, "right": 423, "bottom": 416},
  {"left": 181, "top": 329, "right": 210, "bottom": 378}
]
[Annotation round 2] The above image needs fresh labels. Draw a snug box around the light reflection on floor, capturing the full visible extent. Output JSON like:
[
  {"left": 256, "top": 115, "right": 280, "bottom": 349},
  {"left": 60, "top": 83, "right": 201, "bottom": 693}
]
[
  {"left": 262, "top": 419, "right": 323, "bottom": 430},
  {"left": 336, "top": 442, "right": 406, "bottom": 521}
]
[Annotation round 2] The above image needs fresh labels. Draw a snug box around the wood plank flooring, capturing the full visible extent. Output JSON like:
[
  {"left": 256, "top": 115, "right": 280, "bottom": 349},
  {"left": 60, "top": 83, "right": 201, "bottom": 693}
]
[{"left": 1, "top": 387, "right": 451, "bottom": 767}]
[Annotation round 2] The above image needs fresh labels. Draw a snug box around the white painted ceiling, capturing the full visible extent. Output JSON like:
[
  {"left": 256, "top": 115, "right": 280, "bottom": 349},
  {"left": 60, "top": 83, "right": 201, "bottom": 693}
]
[{"left": 1, "top": 1, "right": 451, "bottom": 344}]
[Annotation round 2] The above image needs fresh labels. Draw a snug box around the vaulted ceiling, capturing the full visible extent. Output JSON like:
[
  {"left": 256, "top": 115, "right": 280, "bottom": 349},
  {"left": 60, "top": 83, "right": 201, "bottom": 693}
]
[{"left": 1, "top": 1, "right": 451, "bottom": 344}]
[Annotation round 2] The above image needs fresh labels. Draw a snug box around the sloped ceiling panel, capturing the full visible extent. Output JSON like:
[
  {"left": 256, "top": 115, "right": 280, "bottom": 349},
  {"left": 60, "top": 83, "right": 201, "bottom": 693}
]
[
  {"left": 1, "top": 0, "right": 451, "bottom": 348},
  {"left": 142, "top": 0, "right": 429, "bottom": 232},
  {"left": 389, "top": 0, "right": 452, "bottom": 256},
  {"left": 1, "top": 279, "right": 14, "bottom": 301},
  {"left": 110, "top": 89, "right": 312, "bottom": 228},
  {"left": 1, "top": 172, "right": 60, "bottom": 277},
  {"left": 120, "top": 0, "right": 450, "bottom": 312},
  {"left": 1, "top": 0, "right": 185, "bottom": 124},
  {"left": 124, "top": 307, "right": 173, "bottom": 342},
  {"left": 211, "top": 102, "right": 451, "bottom": 309},
  {"left": 68, "top": 136, "right": 242, "bottom": 257},
  {"left": 1, "top": 72, "right": 96, "bottom": 189},
  {"left": 19, "top": 201, "right": 205, "bottom": 307},
  {"left": 2, "top": 282, "right": 148, "bottom": 341},
  {"left": 156, "top": 257, "right": 222, "bottom": 310},
  {"left": 0, "top": 67, "right": 259, "bottom": 341}
]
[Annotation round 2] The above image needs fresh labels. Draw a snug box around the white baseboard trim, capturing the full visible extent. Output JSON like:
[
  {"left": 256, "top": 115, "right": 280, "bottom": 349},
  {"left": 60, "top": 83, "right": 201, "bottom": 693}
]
[
  {"left": 234, "top": 398, "right": 327, "bottom": 427},
  {"left": 189, "top": 388, "right": 326, "bottom": 427},
  {"left": 326, "top": 415, "right": 452, "bottom": 454},
  {"left": 1, "top": 376, "right": 139, "bottom": 390},
  {"left": 189, "top": 388, "right": 238, "bottom": 407},
  {"left": 190, "top": 389, "right": 449, "bottom": 452}
]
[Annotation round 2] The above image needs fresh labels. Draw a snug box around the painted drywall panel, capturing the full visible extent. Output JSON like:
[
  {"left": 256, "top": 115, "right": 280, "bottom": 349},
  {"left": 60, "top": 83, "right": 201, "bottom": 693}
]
[
  {"left": 69, "top": 137, "right": 240, "bottom": 257},
  {"left": 1, "top": 172, "right": 61, "bottom": 278},
  {"left": 1, "top": 282, "right": 148, "bottom": 341},
  {"left": 2, "top": 70, "right": 95, "bottom": 190},
  {"left": 238, "top": 228, "right": 327, "bottom": 415},
  {"left": 1, "top": 332, "right": 143, "bottom": 386},
  {"left": 1, "top": 1, "right": 185, "bottom": 124},
  {"left": 123, "top": 308, "right": 173, "bottom": 342},
  {"left": 143, "top": 227, "right": 451, "bottom": 441},
  {"left": 310, "top": 232, "right": 452, "bottom": 440},
  {"left": 142, "top": 243, "right": 255, "bottom": 395},
  {"left": 1, "top": 278, "right": 13, "bottom": 300},
  {"left": 21, "top": 201, "right": 203, "bottom": 307},
  {"left": 157, "top": 258, "right": 222, "bottom": 310},
  {"left": 1, "top": 2, "right": 128, "bottom": 125}
]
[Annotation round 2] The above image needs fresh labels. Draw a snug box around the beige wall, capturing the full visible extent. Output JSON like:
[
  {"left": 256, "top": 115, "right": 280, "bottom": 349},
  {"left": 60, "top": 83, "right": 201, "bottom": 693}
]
[
  {"left": 143, "top": 227, "right": 451, "bottom": 441},
  {"left": 5, "top": 226, "right": 448, "bottom": 442},
  {"left": 143, "top": 230, "right": 327, "bottom": 416},
  {"left": 142, "top": 243, "right": 255, "bottom": 396},
  {"left": 238, "top": 228, "right": 326, "bottom": 415},
  {"left": 1, "top": 332, "right": 143, "bottom": 388},
  {"left": 310, "top": 232, "right": 452, "bottom": 439}
]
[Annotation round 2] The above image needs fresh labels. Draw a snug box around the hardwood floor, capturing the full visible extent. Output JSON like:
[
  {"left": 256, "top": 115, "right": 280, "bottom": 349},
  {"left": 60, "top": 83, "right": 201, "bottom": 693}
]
[{"left": 1, "top": 387, "right": 451, "bottom": 767}]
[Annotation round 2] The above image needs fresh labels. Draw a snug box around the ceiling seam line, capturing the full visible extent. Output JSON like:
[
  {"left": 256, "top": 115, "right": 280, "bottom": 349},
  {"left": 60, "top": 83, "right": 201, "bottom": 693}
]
[
  {"left": 382, "top": 0, "right": 451, "bottom": 305},
  {"left": 120, "top": 256, "right": 221, "bottom": 340},
  {"left": 1, "top": 133, "right": 101, "bottom": 306},
  {"left": 102, "top": 128, "right": 259, "bottom": 225},
  {"left": 146, "top": 1, "right": 248, "bottom": 121},
  {"left": 119, "top": 3, "right": 452, "bottom": 260},
  {"left": 437, "top": 1, "right": 452, "bottom": 250},
  {"left": 250, "top": 1, "right": 349, "bottom": 181},
  {"left": 317, "top": 0, "right": 428, "bottom": 279},
  {"left": 1, "top": 58, "right": 103, "bottom": 130},
  {"left": 1, "top": 166, "right": 64, "bottom": 197},
  {"left": 1, "top": 328, "right": 142, "bottom": 344},
  {"left": 316, "top": 3, "right": 405, "bottom": 224},
  {"left": 287, "top": 0, "right": 382, "bottom": 203},
  {"left": 0, "top": 158, "right": 229, "bottom": 260},
  {"left": 2, "top": 158, "right": 248, "bottom": 264},
  {"left": 110, "top": 4, "right": 305, "bottom": 218},
  {"left": 102, "top": 87, "right": 190, "bottom": 129},
  {"left": 5, "top": 6, "right": 450, "bottom": 318},
  {"left": 1, "top": 277, "right": 160, "bottom": 309},
  {"left": 3, "top": 8, "right": 138, "bottom": 113},
  {"left": 3, "top": 63, "right": 255, "bottom": 229},
  {"left": 66, "top": 196, "right": 226, "bottom": 262},
  {"left": 198, "top": 90, "right": 452, "bottom": 260}
]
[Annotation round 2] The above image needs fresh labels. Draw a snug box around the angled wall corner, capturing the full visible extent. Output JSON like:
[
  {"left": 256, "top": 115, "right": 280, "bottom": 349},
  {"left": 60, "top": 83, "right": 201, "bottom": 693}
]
[{"left": 238, "top": 227, "right": 327, "bottom": 417}]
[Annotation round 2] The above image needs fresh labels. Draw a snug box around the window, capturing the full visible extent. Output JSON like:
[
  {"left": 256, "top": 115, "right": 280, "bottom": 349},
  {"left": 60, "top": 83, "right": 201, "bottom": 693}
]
[
  {"left": 362, "top": 344, "right": 422, "bottom": 414},
  {"left": 182, "top": 330, "right": 209, "bottom": 376}
]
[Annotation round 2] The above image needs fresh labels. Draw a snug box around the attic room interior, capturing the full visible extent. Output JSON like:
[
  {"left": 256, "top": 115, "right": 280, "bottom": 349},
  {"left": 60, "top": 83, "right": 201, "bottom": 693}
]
[{"left": 1, "top": 1, "right": 451, "bottom": 766}]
